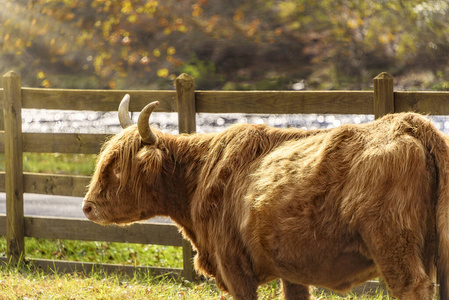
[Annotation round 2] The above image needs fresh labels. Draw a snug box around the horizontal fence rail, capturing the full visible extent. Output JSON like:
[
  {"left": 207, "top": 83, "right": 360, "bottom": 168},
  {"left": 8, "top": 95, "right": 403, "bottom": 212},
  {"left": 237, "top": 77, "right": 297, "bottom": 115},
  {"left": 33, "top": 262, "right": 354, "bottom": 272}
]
[
  {"left": 0, "top": 132, "right": 110, "bottom": 154},
  {"left": 2, "top": 88, "right": 449, "bottom": 115},
  {"left": 196, "top": 90, "right": 374, "bottom": 114},
  {"left": 20, "top": 88, "right": 177, "bottom": 112},
  {"left": 1, "top": 71, "right": 449, "bottom": 293},
  {"left": 0, "top": 216, "right": 181, "bottom": 246}
]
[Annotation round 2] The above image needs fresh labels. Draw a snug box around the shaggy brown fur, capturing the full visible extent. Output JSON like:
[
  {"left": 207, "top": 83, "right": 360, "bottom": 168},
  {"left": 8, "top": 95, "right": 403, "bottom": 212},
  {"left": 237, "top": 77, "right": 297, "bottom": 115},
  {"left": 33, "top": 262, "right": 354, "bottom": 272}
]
[{"left": 83, "top": 112, "right": 449, "bottom": 300}]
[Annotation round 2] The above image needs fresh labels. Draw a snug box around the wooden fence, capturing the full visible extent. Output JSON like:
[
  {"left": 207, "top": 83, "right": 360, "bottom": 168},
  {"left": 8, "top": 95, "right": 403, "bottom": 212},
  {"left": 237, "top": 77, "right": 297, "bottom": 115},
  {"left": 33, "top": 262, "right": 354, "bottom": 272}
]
[{"left": 0, "top": 70, "right": 449, "bottom": 286}]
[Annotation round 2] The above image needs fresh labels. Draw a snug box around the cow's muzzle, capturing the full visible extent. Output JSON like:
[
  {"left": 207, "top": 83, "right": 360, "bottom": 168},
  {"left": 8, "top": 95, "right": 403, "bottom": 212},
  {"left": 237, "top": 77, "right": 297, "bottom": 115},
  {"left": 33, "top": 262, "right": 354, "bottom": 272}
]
[{"left": 82, "top": 200, "right": 96, "bottom": 221}]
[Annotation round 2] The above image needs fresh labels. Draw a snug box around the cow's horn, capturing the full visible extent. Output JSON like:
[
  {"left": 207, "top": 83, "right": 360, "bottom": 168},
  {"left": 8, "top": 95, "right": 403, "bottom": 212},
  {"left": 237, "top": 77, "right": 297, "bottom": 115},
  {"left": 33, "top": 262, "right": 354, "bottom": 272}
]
[
  {"left": 138, "top": 101, "right": 159, "bottom": 145},
  {"left": 118, "top": 94, "right": 134, "bottom": 128}
]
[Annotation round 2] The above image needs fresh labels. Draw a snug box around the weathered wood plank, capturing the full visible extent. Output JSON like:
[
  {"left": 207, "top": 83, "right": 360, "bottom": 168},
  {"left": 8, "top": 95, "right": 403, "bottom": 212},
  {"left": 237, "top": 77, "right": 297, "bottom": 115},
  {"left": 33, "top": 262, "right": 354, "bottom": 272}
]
[
  {"left": 0, "top": 172, "right": 4, "bottom": 192},
  {"left": 24, "top": 216, "right": 183, "bottom": 246},
  {"left": 0, "top": 257, "right": 183, "bottom": 278},
  {"left": 395, "top": 91, "right": 449, "bottom": 115},
  {"left": 0, "top": 131, "right": 3, "bottom": 152},
  {"left": 0, "top": 132, "right": 108, "bottom": 154},
  {"left": 0, "top": 88, "right": 4, "bottom": 129},
  {"left": 182, "top": 239, "right": 196, "bottom": 282},
  {"left": 373, "top": 72, "right": 394, "bottom": 119},
  {"left": 0, "top": 172, "right": 89, "bottom": 196},
  {"left": 0, "top": 215, "right": 6, "bottom": 236},
  {"left": 33, "top": 259, "right": 183, "bottom": 278},
  {"left": 0, "top": 111, "right": 4, "bottom": 131},
  {"left": 22, "top": 88, "right": 177, "bottom": 112},
  {"left": 195, "top": 91, "right": 374, "bottom": 114},
  {"left": 176, "top": 74, "right": 197, "bottom": 134},
  {"left": 4, "top": 71, "right": 25, "bottom": 263},
  {"left": 23, "top": 173, "right": 91, "bottom": 197},
  {"left": 175, "top": 74, "right": 198, "bottom": 281},
  {"left": 0, "top": 88, "right": 3, "bottom": 110},
  {"left": 23, "top": 132, "right": 109, "bottom": 154}
]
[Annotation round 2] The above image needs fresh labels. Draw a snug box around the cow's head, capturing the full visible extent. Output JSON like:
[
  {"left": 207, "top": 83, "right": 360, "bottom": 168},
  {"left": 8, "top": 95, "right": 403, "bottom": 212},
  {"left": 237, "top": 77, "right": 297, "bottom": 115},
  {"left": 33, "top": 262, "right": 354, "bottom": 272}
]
[{"left": 82, "top": 95, "right": 165, "bottom": 225}]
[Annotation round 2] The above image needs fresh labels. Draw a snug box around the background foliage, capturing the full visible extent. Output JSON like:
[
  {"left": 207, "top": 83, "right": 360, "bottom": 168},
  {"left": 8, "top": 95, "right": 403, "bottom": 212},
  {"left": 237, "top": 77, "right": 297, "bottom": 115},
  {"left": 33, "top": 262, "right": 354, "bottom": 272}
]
[{"left": 1, "top": 0, "right": 448, "bottom": 90}]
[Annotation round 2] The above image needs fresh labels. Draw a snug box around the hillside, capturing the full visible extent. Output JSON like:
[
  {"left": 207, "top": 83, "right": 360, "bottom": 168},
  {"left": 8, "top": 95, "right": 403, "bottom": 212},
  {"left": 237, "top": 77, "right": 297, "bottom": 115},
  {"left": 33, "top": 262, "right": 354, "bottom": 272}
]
[{"left": 1, "top": 0, "right": 448, "bottom": 91}]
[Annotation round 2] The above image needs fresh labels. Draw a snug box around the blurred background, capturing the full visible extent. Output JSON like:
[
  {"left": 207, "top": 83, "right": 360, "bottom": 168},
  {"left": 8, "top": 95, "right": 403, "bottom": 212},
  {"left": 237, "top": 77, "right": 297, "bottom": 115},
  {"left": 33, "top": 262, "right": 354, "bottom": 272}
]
[{"left": 1, "top": 0, "right": 448, "bottom": 91}]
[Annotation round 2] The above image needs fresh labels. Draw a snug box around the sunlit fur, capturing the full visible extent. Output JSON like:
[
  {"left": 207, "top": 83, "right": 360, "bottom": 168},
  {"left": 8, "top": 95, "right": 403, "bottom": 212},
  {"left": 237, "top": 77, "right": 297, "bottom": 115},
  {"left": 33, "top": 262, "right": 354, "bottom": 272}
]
[{"left": 83, "top": 113, "right": 449, "bottom": 300}]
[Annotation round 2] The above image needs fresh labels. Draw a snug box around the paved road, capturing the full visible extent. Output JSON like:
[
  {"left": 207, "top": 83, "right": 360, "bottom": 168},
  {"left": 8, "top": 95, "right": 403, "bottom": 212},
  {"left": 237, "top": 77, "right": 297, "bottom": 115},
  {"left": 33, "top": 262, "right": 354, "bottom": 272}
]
[
  {"left": 0, "top": 193, "right": 84, "bottom": 219},
  {"left": 0, "top": 193, "right": 172, "bottom": 223}
]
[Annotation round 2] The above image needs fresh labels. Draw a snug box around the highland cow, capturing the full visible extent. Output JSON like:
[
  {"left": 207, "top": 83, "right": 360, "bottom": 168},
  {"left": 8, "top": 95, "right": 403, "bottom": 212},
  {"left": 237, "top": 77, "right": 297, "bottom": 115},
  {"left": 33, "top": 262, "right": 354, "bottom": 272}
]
[{"left": 83, "top": 94, "right": 449, "bottom": 300}]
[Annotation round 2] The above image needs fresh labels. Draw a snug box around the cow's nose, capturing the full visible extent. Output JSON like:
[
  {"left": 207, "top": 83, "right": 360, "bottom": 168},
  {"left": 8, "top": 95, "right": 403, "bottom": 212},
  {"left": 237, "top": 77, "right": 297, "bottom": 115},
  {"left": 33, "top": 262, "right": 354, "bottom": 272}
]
[{"left": 82, "top": 202, "right": 93, "bottom": 219}]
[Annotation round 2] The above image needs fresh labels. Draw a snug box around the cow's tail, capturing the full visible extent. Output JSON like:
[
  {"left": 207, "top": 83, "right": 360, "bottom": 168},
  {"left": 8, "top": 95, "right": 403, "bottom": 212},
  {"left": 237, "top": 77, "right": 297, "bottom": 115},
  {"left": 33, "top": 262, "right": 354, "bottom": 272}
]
[
  {"left": 406, "top": 113, "right": 449, "bottom": 300},
  {"left": 433, "top": 135, "right": 449, "bottom": 300}
]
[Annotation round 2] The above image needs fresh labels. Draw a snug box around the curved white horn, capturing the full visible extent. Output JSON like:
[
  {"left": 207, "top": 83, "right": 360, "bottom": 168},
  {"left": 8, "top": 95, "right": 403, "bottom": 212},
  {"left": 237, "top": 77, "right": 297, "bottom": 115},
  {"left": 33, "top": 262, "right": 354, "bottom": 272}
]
[
  {"left": 138, "top": 101, "right": 159, "bottom": 145},
  {"left": 118, "top": 94, "right": 134, "bottom": 128}
]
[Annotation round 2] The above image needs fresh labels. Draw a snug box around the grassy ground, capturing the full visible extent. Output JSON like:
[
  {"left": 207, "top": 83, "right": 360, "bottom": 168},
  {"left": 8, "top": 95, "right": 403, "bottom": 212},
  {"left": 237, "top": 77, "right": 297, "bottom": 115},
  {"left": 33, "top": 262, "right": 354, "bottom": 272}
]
[
  {"left": 0, "top": 237, "right": 392, "bottom": 299},
  {"left": 0, "top": 263, "right": 223, "bottom": 300},
  {"left": 0, "top": 262, "right": 391, "bottom": 299},
  {"left": 0, "top": 237, "right": 183, "bottom": 268}
]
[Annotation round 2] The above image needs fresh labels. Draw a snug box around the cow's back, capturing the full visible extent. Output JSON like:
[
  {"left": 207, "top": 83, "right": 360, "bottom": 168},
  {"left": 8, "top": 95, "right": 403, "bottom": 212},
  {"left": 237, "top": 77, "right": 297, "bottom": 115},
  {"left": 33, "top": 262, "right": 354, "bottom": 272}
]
[{"left": 242, "top": 114, "right": 438, "bottom": 291}]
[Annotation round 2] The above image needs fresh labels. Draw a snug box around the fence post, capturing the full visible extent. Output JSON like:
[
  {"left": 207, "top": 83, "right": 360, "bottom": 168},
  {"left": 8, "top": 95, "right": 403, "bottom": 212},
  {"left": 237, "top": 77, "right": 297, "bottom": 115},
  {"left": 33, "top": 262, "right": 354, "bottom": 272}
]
[
  {"left": 175, "top": 73, "right": 197, "bottom": 281},
  {"left": 373, "top": 72, "right": 394, "bottom": 119},
  {"left": 3, "top": 71, "right": 25, "bottom": 264},
  {"left": 176, "top": 73, "right": 196, "bottom": 134},
  {"left": 0, "top": 111, "right": 4, "bottom": 131}
]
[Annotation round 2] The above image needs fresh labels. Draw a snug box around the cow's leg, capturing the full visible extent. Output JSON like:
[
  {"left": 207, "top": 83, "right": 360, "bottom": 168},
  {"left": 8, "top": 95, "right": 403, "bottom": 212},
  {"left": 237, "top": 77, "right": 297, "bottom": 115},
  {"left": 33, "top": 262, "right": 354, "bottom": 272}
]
[
  {"left": 281, "top": 279, "right": 311, "bottom": 300},
  {"left": 216, "top": 257, "right": 259, "bottom": 300},
  {"left": 363, "top": 228, "right": 435, "bottom": 300}
]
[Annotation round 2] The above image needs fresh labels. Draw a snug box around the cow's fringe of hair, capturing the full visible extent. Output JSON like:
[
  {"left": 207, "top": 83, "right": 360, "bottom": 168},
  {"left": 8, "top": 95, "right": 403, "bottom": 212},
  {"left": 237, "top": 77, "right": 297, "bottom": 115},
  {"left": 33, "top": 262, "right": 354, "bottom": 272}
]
[{"left": 92, "top": 126, "right": 153, "bottom": 209}]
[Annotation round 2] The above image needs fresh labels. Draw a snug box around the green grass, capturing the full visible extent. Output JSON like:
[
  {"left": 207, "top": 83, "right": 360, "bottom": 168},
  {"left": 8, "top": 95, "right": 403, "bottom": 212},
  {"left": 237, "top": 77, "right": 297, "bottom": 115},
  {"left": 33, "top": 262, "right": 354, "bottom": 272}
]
[
  {"left": 0, "top": 261, "right": 392, "bottom": 299},
  {"left": 0, "top": 152, "right": 97, "bottom": 175},
  {"left": 0, "top": 237, "right": 394, "bottom": 299},
  {"left": 0, "top": 263, "right": 223, "bottom": 299},
  {"left": 0, "top": 237, "right": 183, "bottom": 269},
  {"left": 23, "top": 153, "right": 97, "bottom": 175}
]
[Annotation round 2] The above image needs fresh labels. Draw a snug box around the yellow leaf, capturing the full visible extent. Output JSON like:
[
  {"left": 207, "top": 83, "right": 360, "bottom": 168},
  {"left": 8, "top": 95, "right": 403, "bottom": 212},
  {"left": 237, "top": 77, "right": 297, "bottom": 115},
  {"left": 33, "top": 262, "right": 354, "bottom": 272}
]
[
  {"left": 157, "top": 68, "right": 169, "bottom": 78},
  {"left": 108, "top": 81, "right": 116, "bottom": 89},
  {"left": 234, "top": 9, "right": 244, "bottom": 21},
  {"left": 177, "top": 25, "right": 188, "bottom": 33},
  {"left": 378, "top": 34, "right": 390, "bottom": 45},
  {"left": 121, "top": 1, "right": 133, "bottom": 14},
  {"left": 42, "top": 79, "right": 51, "bottom": 88},
  {"left": 347, "top": 19, "right": 358, "bottom": 29},
  {"left": 275, "top": 27, "right": 283, "bottom": 36},
  {"left": 167, "top": 46, "right": 176, "bottom": 55},
  {"left": 192, "top": 4, "right": 203, "bottom": 17},
  {"left": 388, "top": 32, "right": 395, "bottom": 42},
  {"left": 153, "top": 49, "right": 161, "bottom": 57},
  {"left": 37, "top": 71, "right": 46, "bottom": 79}
]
